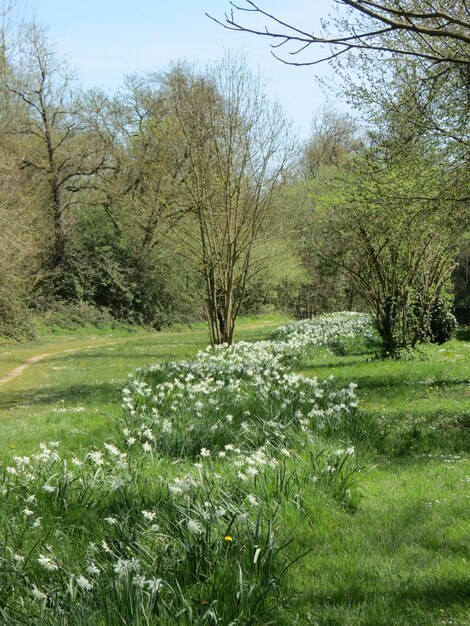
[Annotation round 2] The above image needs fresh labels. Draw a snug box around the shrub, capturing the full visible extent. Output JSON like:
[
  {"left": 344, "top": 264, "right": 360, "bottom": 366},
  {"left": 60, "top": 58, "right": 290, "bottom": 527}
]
[
  {"left": 36, "top": 301, "right": 117, "bottom": 333},
  {"left": 0, "top": 287, "right": 36, "bottom": 342},
  {"left": 429, "top": 297, "right": 457, "bottom": 344}
]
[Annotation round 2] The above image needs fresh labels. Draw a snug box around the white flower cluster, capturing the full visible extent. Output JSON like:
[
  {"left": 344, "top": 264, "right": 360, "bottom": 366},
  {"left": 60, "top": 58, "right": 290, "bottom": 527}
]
[
  {"left": 121, "top": 312, "right": 366, "bottom": 459},
  {"left": 0, "top": 312, "right": 369, "bottom": 623},
  {"left": 271, "top": 311, "right": 375, "bottom": 348}
]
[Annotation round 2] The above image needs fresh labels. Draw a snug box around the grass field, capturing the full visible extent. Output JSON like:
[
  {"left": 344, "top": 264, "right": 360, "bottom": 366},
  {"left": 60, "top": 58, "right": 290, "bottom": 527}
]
[
  {"left": 0, "top": 314, "right": 287, "bottom": 459},
  {"left": 0, "top": 315, "right": 469, "bottom": 625}
]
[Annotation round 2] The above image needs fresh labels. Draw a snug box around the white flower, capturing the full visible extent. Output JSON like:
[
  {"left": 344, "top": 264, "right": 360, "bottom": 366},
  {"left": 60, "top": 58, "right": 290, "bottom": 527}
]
[
  {"left": 187, "top": 519, "right": 203, "bottom": 535},
  {"left": 146, "top": 577, "right": 163, "bottom": 592},
  {"left": 88, "top": 451, "right": 104, "bottom": 466},
  {"left": 113, "top": 558, "right": 140, "bottom": 577},
  {"left": 142, "top": 510, "right": 156, "bottom": 521},
  {"left": 109, "top": 477, "right": 125, "bottom": 491},
  {"left": 162, "top": 419, "right": 172, "bottom": 433},
  {"left": 101, "top": 540, "right": 111, "bottom": 553},
  {"left": 43, "top": 484, "right": 56, "bottom": 493},
  {"left": 86, "top": 563, "right": 100, "bottom": 575},
  {"left": 38, "top": 554, "right": 58, "bottom": 571},
  {"left": 142, "top": 442, "right": 152, "bottom": 453},
  {"left": 31, "top": 585, "right": 47, "bottom": 601},
  {"left": 104, "top": 516, "right": 118, "bottom": 526},
  {"left": 200, "top": 448, "right": 210, "bottom": 458},
  {"left": 76, "top": 575, "right": 92, "bottom": 591},
  {"left": 142, "top": 428, "right": 154, "bottom": 440},
  {"left": 246, "top": 494, "right": 258, "bottom": 507},
  {"left": 22, "top": 508, "right": 34, "bottom": 517},
  {"left": 104, "top": 443, "right": 122, "bottom": 456}
]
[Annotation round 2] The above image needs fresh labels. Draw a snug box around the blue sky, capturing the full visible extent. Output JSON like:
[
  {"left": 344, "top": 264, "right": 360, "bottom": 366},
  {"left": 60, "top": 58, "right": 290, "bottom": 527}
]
[{"left": 28, "top": 1, "right": 342, "bottom": 138}]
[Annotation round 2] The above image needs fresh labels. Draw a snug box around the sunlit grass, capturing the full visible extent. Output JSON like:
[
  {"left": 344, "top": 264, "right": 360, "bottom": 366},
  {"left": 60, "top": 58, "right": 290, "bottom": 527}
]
[
  {"left": 0, "top": 314, "right": 289, "bottom": 458},
  {"left": 0, "top": 316, "right": 469, "bottom": 624}
]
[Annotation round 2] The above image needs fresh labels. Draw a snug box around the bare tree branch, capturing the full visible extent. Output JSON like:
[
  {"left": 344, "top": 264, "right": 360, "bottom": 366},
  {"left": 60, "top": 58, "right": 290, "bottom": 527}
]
[{"left": 208, "top": 1, "right": 470, "bottom": 66}]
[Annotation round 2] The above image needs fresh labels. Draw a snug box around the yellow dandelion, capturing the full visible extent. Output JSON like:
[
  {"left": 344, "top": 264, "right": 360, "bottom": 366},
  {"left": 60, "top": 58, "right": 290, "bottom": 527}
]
[{"left": 224, "top": 535, "right": 233, "bottom": 542}]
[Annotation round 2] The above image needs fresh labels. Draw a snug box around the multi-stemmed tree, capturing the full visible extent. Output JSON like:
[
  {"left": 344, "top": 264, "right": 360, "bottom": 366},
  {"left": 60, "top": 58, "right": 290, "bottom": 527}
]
[{"left": 162, "top": 56, "right": 296, "bottom": 344}]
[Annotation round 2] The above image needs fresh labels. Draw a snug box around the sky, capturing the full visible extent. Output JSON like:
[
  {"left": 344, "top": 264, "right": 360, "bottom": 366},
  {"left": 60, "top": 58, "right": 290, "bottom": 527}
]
[{"left": 26, "top": 0, "right": 344, "bottom": 139}]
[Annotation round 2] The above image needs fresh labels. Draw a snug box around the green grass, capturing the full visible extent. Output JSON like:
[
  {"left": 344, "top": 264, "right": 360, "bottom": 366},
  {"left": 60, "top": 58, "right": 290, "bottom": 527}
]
[
  {"left": 0, "top": 317, "right": 469, "bottom": 625},
  {"left": 287, "top": 455, "right": 470, "bottom": 625},
  {"left": 300, "top": 338, "right": 470, "bottom": 457},
  {"left": 0, "top": 313, "right": 288, "bottom": 458},
  {"left": 287, "top": 333, "right": 470, "bottom": 625}
]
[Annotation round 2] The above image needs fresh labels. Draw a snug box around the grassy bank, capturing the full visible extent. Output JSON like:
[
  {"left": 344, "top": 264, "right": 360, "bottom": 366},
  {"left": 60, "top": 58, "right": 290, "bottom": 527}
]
[{"left": 0, "top": 315, "right": 468, "bottom": 625}]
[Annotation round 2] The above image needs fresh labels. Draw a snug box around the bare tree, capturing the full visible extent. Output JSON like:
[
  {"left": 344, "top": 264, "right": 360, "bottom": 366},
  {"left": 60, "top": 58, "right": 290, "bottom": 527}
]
[
  {"left": 209, "top": 1, "right": 470, "bottom": 67},
  {"left": 163, "top": 57, "right": 296, "bottom": 345}
]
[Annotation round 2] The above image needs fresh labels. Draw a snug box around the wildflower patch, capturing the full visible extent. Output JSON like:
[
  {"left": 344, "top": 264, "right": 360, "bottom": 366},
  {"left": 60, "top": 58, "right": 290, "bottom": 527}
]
[{"left": 0, "top": 312, "right": 372, "bottom": 625}]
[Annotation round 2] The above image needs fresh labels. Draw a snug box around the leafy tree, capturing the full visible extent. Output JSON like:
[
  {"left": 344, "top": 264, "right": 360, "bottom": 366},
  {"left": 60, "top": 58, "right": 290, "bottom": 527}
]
[
  {"left": 319, "top": 146, "right": 460, "bottom": 354},
  {"left": 5, "top": 23, "right": 111, "bottom": 286},
  {"left": 303, "top": 108, "right": 362, "bottom": 179},
  {"left": 0, "top": 2, "right": 46, "bottom": 336},
  {"left": 214, "top": 1, "right": 469, "bottom": 185},
  {"left": 275, "top": 175, "right": 358, "bottom": 318}
]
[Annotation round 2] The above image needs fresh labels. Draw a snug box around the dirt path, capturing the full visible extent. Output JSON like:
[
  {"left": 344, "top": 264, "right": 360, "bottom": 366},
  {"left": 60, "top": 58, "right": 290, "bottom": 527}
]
[
  {"left": 0, "top": 353, "right": 53, "bottom": 384},
  {"left": 0, "top": 341, "right": 123, "bottom": 386}
]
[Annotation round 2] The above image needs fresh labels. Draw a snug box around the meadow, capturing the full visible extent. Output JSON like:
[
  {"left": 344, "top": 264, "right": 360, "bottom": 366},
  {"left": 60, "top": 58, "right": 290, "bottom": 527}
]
[{"left": 0, "top": 314, "right": 469, "bottom": 625}]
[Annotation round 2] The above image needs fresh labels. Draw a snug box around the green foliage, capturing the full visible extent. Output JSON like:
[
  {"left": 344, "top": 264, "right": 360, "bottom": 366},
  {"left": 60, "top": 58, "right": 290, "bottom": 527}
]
[
  {"left": 35, "top": 301, "right": 118, "bottom": 333},
  {"left": 239, "top": 239, "right": 307, "bottom": 314},
  {"left": 429, "top": 297, "right": 458, "bottom": 344},
  {"left": 0, "top": 287, "right": 36, "bottom": 342},
  {"left": 314, "top": 146, "right": 461, "bottom": 355}
]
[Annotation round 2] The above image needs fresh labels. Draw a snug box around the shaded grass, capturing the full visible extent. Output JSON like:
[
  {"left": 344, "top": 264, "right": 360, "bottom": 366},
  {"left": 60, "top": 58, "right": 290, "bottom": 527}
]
[
  {"left": 299, "top": 338, "right": 470, "bottom": 458},
  {"left": 287, "top": 332, "right": 470, "bottom": 625}
]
